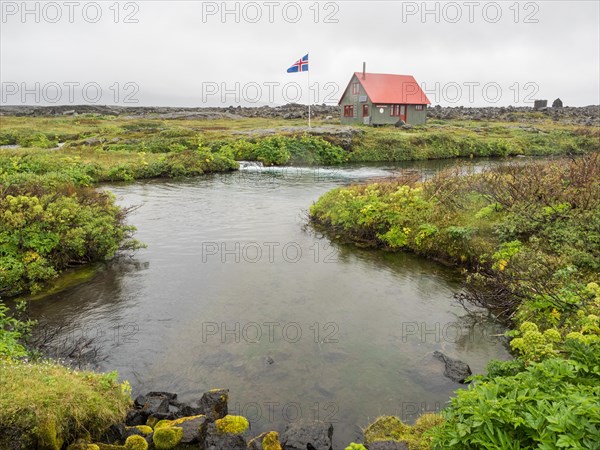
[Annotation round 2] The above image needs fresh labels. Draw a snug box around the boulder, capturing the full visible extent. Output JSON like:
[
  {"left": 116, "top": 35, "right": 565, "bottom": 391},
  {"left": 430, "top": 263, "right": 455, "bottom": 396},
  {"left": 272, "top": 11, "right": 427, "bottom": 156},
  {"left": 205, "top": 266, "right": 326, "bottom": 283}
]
[
  {"left": 177, "top": 415, "right": 208, "bottom": 444},
  {"left": 533, "top": 99, "right": 547, "bottom": 110},
  {"left": 199, "top": 389, "right": 229, "bottom": 420},
  {"left": 141, "top": 395, "right": 170, "bottom": 416},
  {"left": 281, "top": 419, "right": 333, "bottom": 450},
  {"left": 552, "top": 98, "right": 563, "bottom": 108},
  {"left": 204, "top": 422, "right": 247, "bottom": 450},
  {"left": 98, "top": 423, "right": 126, "bottom": 443},
  {"left": 433, "top": 351, "right": 472, "bottom": 383}
]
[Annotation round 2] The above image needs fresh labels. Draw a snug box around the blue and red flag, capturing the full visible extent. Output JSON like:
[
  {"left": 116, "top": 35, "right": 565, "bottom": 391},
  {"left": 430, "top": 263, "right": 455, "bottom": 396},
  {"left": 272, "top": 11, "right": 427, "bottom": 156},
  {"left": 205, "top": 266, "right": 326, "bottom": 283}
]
[{"left": 287, "top": 54, "right": 309, "bottom": 73}]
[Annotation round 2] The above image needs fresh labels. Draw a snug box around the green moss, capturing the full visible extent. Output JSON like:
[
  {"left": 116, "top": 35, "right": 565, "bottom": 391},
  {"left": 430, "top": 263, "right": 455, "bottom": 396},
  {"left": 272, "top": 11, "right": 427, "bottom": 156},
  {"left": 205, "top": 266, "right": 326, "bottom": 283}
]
[
  {"left": 132, "top": 425, "right": 153, "bottom": 435},
  {"left": 345, "top": 444, "right": 367, "bottom": 450},
  {"left": 261, "top": 431, "right": 282, "bottom": 450},
  {"left": 152, "top": 426, "right": 183, "bottom": 450},
  {"left": 364, "top": 416, "right": 410, "bottom": 443},
  {"left": 37, "top": 416, "right": 62, "bottom": 450},
  {"left": 153, "top": 419, "right": 172, "bottom": 430},
  {"left": 66, "top": 440, "right": 100, "bottom": 450},
  {"left": 146, "top": 416, "right": 159, "bottom": 428},
  {"left": 363, "top": 414, "right": 444, "bottom": 450},
  {"left": 215, "top": 415, "right": 249, "bottom": 435},
  {"left": 124, "top": 435, "right": 148, "bottom": 450}
]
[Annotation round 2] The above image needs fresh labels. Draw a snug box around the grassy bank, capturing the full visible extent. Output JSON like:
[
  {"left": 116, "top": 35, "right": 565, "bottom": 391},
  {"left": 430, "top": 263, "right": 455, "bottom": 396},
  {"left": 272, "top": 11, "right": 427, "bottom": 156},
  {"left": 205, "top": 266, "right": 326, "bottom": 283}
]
[
  {"left": 1, "top": 115, "right": 598, "bottom": 172},
  {"left": 0, "top": 304, "right": 132, "bottom": 449},
  {"left": 311, "top": 155, "right": 600, "bottom": 448}
]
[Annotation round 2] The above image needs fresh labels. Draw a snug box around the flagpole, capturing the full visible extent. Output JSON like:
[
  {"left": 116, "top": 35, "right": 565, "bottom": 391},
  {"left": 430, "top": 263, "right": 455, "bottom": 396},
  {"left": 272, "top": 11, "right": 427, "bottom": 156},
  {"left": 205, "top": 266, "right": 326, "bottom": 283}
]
[{"left": 307, "top": 64, "right": 311, "bottom": 129}]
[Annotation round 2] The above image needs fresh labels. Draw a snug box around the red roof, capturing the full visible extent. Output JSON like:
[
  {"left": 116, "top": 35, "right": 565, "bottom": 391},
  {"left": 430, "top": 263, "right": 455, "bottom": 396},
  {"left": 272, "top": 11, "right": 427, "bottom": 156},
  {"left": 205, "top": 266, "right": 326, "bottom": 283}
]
[{"left": 344, "top": 72, "right": 430, "bottom": 105}]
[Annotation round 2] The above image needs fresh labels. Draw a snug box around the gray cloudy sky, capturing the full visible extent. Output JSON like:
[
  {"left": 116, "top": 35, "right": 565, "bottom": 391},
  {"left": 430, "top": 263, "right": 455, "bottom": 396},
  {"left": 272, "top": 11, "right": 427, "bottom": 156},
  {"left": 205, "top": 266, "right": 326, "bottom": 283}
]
[{"left": 1, "top": 1, "right": 599, "bottom": 107}]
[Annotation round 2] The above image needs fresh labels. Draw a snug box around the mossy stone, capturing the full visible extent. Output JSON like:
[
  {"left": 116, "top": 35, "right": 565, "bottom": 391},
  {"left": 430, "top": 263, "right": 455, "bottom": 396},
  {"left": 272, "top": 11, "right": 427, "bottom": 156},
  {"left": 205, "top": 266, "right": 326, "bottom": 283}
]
[
  {"left": 153, "top": 426, "right": 183, "bottom": 450},
  {"left": 124, "top": 435, "right": 148, "bottom": 450},
  {"left": 215, "top": 415, "right": 249, "bottom": 435}
]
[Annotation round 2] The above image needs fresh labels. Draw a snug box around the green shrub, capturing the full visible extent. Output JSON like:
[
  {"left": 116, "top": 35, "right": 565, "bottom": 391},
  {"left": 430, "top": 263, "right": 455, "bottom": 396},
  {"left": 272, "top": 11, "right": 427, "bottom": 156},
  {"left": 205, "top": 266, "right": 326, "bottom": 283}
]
[
  {"left": 431, "top": 342, "right": 600, "bottom": 449},
  {"left": 0, "top": 189, "right": 142, "bottom": 296}
]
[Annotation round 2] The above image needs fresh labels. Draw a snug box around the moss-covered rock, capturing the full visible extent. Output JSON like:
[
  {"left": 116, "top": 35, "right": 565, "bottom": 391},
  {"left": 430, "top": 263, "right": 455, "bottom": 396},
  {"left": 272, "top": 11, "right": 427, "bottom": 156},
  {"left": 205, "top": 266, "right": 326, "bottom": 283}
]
[
  {"left": 247, "top": 431, "right": 282, "bottom": 450},
  {"left": 66, "top": 440, "right": 101, "bottom": 450},
  {"left": 363, "top": 415, "right": 444, "bottom": 450},
  {"left": 146, "top": 416, "right": 160, "bottom": 429},
  {"left": 262, "top": 431, "right": 283, "bottom": 450},
  {"left": 153, "top": 426, "right": 183, "bottom": 450},
  {"left": 132, "top": 425, "right": 153, "bottom": 435},
  {"left": 204, "top": 423, "right": 246, "bottom": 450},
  {"left": 215, "top": 415, "right": 249, "bottom": 435},
  {"left": 364, "top": 416, "right": 410, "bottom": 443},
  {"left": 198, "top": 388, "right": 229, "bottom": 420},
  {"left": 124, "top": 435, "right": 148, "bottom": 450}
]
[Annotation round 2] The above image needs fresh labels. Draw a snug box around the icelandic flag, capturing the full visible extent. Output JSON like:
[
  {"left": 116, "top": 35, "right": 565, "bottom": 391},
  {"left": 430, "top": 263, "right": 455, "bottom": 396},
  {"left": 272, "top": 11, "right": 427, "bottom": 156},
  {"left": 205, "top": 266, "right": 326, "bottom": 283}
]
[{"left": 287, "top": 54, "right": 309, "bottom": 73}]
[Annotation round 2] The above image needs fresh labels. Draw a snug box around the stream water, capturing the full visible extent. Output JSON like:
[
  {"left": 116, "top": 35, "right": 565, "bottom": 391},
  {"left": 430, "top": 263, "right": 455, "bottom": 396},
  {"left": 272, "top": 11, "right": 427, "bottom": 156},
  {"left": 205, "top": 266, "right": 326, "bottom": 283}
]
[{"left": 27, "top": 159, "right": 512, "bottom": 447}]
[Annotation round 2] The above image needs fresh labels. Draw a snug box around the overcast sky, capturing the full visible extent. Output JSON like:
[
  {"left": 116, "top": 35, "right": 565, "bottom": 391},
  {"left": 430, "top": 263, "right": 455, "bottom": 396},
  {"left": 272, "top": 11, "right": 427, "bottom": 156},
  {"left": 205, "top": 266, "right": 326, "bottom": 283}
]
[{"left": 1, "top": 1, "right": 599, "bottom": 107}]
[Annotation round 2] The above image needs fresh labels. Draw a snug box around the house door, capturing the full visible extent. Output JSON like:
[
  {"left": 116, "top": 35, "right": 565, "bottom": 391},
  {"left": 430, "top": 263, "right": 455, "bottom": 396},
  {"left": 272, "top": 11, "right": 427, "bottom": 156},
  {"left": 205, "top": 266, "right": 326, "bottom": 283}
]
[{"left": 399, "top": 105, "right": 407, "bottom": 122}]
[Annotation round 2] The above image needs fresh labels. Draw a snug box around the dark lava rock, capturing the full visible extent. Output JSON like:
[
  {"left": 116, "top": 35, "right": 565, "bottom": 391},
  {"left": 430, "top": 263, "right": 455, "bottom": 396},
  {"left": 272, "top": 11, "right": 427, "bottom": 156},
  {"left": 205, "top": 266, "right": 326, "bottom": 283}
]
[
  {"left": 141, "top": 395, "right": 170, "bottom": 416},
  {"left": 199, "top": 389, "right": 229, "bottom": 420},
  {"left": 146, "top": 391, "right": 178, "bottom": 401},
  {"left": 367, "top": 441, "right": 409, "bottom": 450},
  {"left": 204, "top": 423, "right": 247, "bottom": 450},
  {"left": 433, "top": 350, "right": 472, "bottom": 383},
  {"left": 281, "top": 419, "right": 333, "bottom": 450},
  {"left": 133, "top": 395, "right": 147, "bottom": 408},
  {"left": 149, "top": 411, "right": 177, "bottom": 420},
  {"left": 247, "top": 432, "right": 269, "bottom": 450},
  {"left": 394, "top": 119, "right": 406, "bottom": 128},
  {"left": 177, "top": 404, "right": 204, "bottom": 418},
  {"left": 123, "top": 427, "right": 144, "bottom": 440},
  {"left": 98, "top": 423, "right": 126, "bottom": 443},
  {"left": 125, "top": 409, "right": 147, "bottom": 426},
  {"left": 552, "top": 98, "right": 563, "bottom": 108},
  {"left": 179, "top": 415, "right": 208, "bottom": 444}
]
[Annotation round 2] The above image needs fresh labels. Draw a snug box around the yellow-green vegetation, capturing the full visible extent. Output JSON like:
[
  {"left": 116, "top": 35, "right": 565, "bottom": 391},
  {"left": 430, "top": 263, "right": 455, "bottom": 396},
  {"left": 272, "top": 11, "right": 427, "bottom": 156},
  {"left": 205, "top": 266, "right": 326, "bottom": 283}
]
[
  {"left": 0, "top": 359, "right": 131, "bottom": 450},
  {"left": 152, "top": 426, "right": 183, "bottom": 449},
  {"left": 261, "top": 431, "right": 282, "bottom": 450},
  {"left": 154, "top": 414, "right": 204, "bottom": 430},
  {"left": 215, "top": 414, "right": 250, "bottom": 434},
  {"left": 313, "top": 155, "right": 600, "bottom": 448},
  {"left": 349, "top": 120, "right": 599, "bottom": 161},
  {"left": 124, "top": 435, "right": 148, "bottom": 450},
  {"left": 67, "top": 441, "right": 101, "bottom": 450},
  {"left": 0, "top": 188, "right": 143, "bottom": 296},
  {"left": 363, "top": 414, "right": 445, "bottom": 450},
  {"left": 128, "top": 425, "right": 153, "bottom": 435},
  {"left": 345, "top": 444, "right": 367, "bottom": 450}
]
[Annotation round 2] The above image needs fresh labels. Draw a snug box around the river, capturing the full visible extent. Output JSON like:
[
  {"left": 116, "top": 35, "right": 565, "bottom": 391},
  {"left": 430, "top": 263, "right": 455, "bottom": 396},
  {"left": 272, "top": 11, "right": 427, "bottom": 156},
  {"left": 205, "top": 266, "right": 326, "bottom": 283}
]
[{"left": 27, "top": 159, "right": 512, "bottom": 447}]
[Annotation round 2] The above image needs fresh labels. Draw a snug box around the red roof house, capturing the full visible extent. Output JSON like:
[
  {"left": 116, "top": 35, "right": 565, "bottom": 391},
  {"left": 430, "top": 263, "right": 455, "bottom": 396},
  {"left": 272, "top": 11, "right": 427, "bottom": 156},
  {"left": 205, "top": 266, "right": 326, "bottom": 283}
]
[{"left": 339, "top": 66, "right": 430, "bottom": 125}]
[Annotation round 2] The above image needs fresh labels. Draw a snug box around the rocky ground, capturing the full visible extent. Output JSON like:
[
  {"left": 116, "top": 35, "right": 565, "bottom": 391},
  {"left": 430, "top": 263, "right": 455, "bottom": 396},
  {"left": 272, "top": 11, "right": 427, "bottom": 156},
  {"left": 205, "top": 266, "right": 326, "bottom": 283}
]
[{"left": 1, "top": 103, "right": 598, "bottom": 126}]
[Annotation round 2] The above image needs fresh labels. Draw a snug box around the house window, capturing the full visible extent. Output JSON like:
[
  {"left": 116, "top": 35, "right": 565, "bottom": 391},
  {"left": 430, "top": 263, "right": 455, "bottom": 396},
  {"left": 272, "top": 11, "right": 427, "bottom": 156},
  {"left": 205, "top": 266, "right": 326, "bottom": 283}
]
[
  {"left": 415, "top": 105, "right": 424, "bottom": 110},
  {"left": 344, "top": 105, "right": 354, "bottom": 117},
  {"left": 352, "top": 83, "right": 360, "bottom": 95},
  {"left": 362, "top": 104, "right": 369, "bottom": 117},
  {"left": 391, "top": 105, "right": 406, "bottom": 117}
]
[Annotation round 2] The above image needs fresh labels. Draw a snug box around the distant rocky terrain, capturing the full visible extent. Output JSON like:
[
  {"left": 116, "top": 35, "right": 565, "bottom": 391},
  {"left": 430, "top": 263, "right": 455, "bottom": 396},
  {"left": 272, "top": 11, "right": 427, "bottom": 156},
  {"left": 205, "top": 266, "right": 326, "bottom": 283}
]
[{"left": 1, "top": 103, "right": 598, "bottom": 126}]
